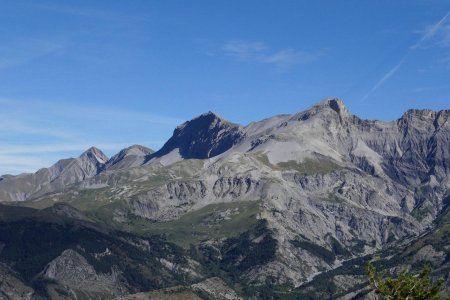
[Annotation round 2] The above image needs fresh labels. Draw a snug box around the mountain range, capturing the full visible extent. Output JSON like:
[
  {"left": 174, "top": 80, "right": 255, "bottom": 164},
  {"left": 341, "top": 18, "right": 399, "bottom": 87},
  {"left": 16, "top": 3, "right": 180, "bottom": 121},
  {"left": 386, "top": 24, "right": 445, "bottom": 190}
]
[{"left": 0, "top": 98, "right": 449, "bottom": 299}]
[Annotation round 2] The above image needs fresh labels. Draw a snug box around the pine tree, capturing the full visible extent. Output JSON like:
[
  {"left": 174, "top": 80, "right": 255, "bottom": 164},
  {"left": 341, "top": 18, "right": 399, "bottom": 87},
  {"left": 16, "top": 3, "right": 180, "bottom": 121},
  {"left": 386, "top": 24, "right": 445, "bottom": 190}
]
[{"left": 366, "top": 263, "right": 449, "bottom": 300}]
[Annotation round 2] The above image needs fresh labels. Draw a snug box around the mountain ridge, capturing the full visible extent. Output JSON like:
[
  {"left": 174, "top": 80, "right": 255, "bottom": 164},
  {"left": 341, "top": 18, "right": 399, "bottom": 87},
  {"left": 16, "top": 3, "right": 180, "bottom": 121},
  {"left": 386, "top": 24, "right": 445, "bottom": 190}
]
[
  {"left": 1, "top": 98, "right": 449, "bottom": 202},
  {"left": 2, "top": 97, "right": 449, "bottom": 178},
  {"left": 0, "top": 98, "right": 449, "bottom": 299}
]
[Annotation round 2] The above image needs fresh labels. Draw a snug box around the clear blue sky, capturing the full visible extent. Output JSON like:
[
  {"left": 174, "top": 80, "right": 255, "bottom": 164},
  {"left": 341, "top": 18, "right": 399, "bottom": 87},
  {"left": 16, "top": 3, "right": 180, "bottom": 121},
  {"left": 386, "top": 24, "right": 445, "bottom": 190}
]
[{"left": 1, "top": 0, "right": 450, "bottom": 174}]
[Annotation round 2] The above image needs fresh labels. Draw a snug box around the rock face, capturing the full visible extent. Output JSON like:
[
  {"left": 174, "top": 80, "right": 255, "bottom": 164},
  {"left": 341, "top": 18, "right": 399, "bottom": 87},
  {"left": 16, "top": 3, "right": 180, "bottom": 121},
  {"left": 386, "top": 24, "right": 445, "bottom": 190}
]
[
  {"left": 43, "top": 249, "right": 124, "bottom": 295},
  {"left": 145, "top": 112, "right": 244, "bottom": 162},
  {"left": 0, "top": 263, "right": 33, "bottom": 300},
  {"left": 0, "top": 98, "right": 449, "bottom": 298},
  {"left": 190, "top": 277, "right": 242, "bottom": 300},
  {"left": 114, "top": 277, "right": 241, "bottom": 300}
]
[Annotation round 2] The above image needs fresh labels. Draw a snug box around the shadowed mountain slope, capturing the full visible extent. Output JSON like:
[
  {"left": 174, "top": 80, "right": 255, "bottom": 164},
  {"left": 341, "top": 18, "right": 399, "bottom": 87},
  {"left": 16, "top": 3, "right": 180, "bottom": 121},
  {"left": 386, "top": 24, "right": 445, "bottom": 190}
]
[{"left": 144, "top": 112, "right": 244, "bottom": 163}]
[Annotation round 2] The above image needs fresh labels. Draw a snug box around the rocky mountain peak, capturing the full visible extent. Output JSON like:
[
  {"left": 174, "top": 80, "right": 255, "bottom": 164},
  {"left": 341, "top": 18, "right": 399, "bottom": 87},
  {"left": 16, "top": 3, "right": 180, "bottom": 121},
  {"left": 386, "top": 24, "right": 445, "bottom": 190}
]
[
  {"left": 292, "top": 98, "right": 350, "bottom": 122},
  {"left": 327, "top": 98, "right": 347, "bottom": 112},
  {"left": 401, "top": 108, "right": 450, "bottom": 122},
  {"left": 176, "top": 111, "right": 233, "bottom": 131},
  {"left": 119, "top": 144, "right": 154, "bottom": 156},
  {"left": 105, "top": 145, "right": 154, "bottom": 170},
  {"left": 310, "top": 98, "right": 348, "bottom": 115},
  {"left": 79, "top": 147, "right": 108, "bottom": 164},
  {"left": 201, "top": 110, "right": 220, "bottom": 118},
  {"left": 146, "top": 111, "right": 244, "bottom": 160},
  {"left": 397, "top": 109, "right": 450, "bottom": 136}
]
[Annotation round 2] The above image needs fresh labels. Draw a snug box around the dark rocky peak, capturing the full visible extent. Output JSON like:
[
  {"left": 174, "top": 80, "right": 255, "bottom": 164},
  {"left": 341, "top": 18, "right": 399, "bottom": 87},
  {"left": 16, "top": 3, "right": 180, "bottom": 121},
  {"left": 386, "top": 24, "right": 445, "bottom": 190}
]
[
  {"left": 147, "top": 111, "right": 244, "bottom": 160},
  {"left": 175, "top": 111, "right": 236, "bottom": 130},
  {"left": 79, "top": 147, "right": 108, "bottom": 164}
]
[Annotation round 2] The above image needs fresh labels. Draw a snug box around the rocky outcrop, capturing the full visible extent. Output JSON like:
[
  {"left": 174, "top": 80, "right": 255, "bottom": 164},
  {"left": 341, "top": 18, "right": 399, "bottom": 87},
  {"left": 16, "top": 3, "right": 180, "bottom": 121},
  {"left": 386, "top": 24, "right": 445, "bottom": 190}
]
[
  {"left": 0, "top": 263, "right": 33, "bottom": 300},
  {"left": 42, "top": 249, "right": 125, "bottom": 295},
  {"left": 114, "top": 277, "right": 241, "bottom": 300},
  {"left": 191, "top": 277, "right": 242, "bottom": 300},
  {"left": 212, "top": 177, "right": 260, "bottom": 198},
  {"left": 167, "top": 180, "right": 207, "bottom": 201},
  {"left": 130, "top": 180, "right": 208, "bottom": 220}
]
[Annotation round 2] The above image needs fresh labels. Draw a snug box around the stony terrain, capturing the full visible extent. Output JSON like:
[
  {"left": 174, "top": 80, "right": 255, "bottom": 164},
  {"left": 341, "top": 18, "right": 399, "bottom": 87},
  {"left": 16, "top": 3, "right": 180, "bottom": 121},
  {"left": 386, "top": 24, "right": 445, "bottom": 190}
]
[
  {"left": 114, "top": 277, "right": 241, "bottom": 300},
  {"left": 0, "top": 98, "right": 449, "bottom": 299}
]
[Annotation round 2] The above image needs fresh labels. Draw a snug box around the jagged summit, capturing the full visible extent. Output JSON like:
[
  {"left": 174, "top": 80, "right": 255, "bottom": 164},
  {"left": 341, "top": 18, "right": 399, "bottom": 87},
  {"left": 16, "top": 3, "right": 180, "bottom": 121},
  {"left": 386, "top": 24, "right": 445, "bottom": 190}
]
[
  {"left": 0, "top": 147, "right": 109, "bottom": 201},
  {"left": 314, "top": 97, "right": 346, "bottom": 109},
  {"left": 79, "top": 147, "right": 108, "bottom": 164},
  {"left": 401, "top": 108, "right": 450, "bottom": 121},
  {"left": 146, "top": 111, "right": 244, "bottom": 161},
  {"left": 176, "top": 111, "right": 239, "bottom": 130},
  {"left": 199, "top": 110, "right": 221, "bottom": 118},
  {"left": 288, "top": 98, "right": 349, "bottom": 123},
  {"left": 322, "top": 98, "right": 347, "bottom": 113},
  {"left": 305, "top": 98, "right": 349, "bottom": 114}
]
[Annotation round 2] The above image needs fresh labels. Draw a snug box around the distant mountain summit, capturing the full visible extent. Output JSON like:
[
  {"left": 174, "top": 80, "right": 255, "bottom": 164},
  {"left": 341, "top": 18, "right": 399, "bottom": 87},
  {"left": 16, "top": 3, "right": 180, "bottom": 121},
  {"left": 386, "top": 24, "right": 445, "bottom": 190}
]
[
  {"left": 80, "top": 146, "right": 109, "bottom": 164},
  {"left": 295, "top": 98, "right": 349, "bottom": 118},
  {"left": 77, "top": 146, "right": 109, "bottom": 175},
  {"left": 106, "top": 145, "right": 154, "bottom": 170},
  {"left": 0, "top": 146, "right": 108, "bottom": 201},
  {"left": 49, "top": 146, "right": 108, "bottom": 181},
  {"left": 145, "top": 111, "right": 244, "bottom": 162}
]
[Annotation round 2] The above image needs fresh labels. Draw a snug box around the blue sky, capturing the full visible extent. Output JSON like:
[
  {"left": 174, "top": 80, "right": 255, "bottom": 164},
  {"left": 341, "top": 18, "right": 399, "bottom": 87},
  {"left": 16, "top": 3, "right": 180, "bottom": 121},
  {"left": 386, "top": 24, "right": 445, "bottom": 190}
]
[{"left": 1, "top": 0, "right": 450, "bottom": 174}]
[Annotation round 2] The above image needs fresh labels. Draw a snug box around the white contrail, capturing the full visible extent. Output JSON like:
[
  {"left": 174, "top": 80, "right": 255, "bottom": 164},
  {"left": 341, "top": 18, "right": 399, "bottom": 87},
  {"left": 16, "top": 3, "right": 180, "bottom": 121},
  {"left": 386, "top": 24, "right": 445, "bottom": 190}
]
[
  {"left": 362, "top": 11, "right": 450, "bottom": 102},
  {"left": 411, "top": 11, "right": 450, "bottom": 49},
  {"left": 361, "top": 58, "right": 406, "bottom": 102}
]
